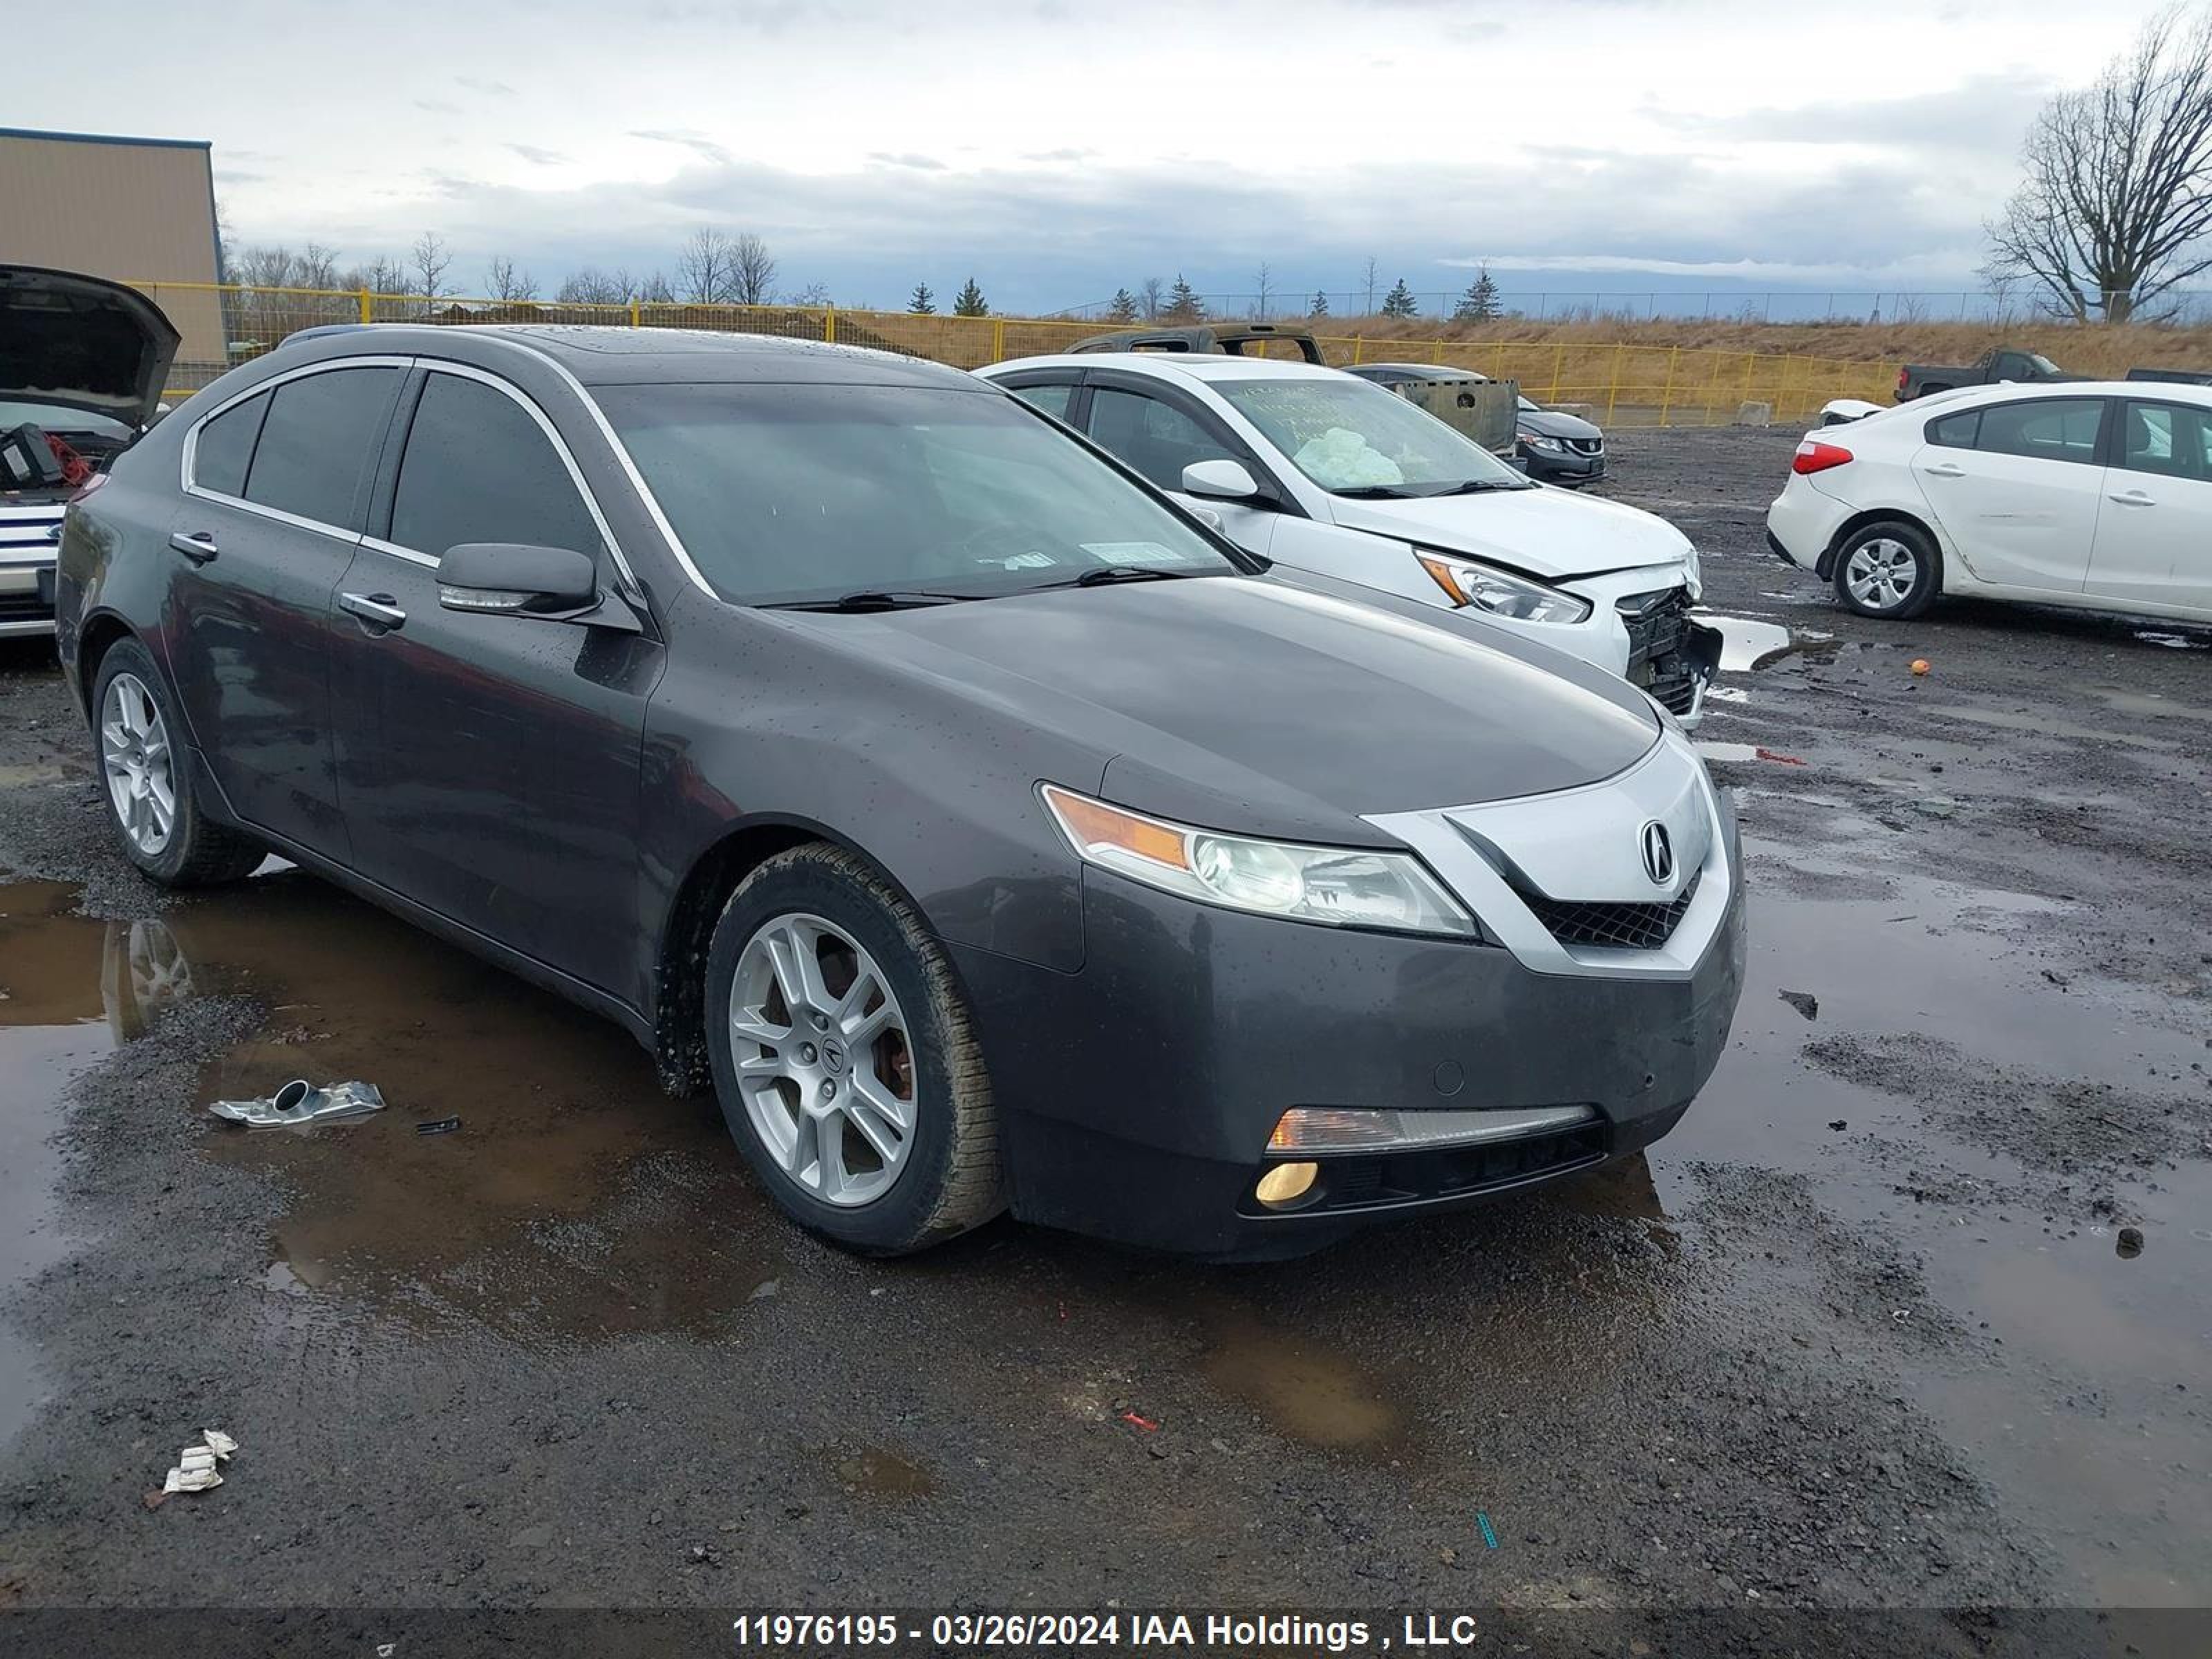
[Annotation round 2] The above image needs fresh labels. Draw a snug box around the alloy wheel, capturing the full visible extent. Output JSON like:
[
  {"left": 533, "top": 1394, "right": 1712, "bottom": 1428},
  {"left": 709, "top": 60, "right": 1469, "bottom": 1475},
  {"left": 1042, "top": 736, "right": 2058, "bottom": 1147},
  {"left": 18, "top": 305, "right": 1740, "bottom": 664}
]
[
  {"left": 100, "top": 673, "right": 176, "bottom": 855},
  {"left": 1844, "top": 537, "right": 1919, "bottom": 612},
  {"left": 729, "top": 912, "right": 917, "bottom": 1207}
]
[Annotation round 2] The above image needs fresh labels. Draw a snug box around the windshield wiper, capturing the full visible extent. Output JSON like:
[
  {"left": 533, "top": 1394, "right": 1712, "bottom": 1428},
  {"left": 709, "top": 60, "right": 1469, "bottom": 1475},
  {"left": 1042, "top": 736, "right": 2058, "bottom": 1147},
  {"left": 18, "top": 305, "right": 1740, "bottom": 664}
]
[
  {"left": 1431, "top": 478, "right": 1532, "bottom": 495},
  {"left": 765, "top": 589, "right": 982, "bottom": 612},
  {"left": 1069, "top": 564, "right": 1201, "bottom": 587},
  {"left": 1329, "top": 485, "right": 1423, "bottom": 499}
]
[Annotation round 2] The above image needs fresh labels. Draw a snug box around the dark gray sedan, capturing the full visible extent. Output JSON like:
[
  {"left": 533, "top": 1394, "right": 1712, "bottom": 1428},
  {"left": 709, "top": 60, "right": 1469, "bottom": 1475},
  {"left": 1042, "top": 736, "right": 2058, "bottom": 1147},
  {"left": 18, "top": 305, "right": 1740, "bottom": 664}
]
[
  {"left": 1347, "top": 362, "right": 1609, "bottom": 484},
  {"left": 55, "top": 326, "right": 1741, "bottom": 1257}
]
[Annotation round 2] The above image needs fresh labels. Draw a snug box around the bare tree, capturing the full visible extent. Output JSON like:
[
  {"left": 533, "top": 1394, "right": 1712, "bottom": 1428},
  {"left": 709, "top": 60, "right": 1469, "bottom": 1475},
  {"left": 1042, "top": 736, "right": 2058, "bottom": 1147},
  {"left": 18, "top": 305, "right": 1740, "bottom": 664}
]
[
  {"left": 297, "top": 242, "right": 341, "bottom": 290},
  {"left": 556, "top": 267, "right": 637, "bottom": 306},
  {"left": 357, "top": 256, "right": 407, "bottom": 297},
  {"left": 786, "top": 281, "right": 834, "bottom": 308},
  {"left": 639, "top": 270, "right": 677, "bottom": 305},
  {"left": 1253, "top": 261, "right": 1274, "bottom": 319},
  {"left": 1138, "top": 276, "right": 1164, "bottom": 320},
  {"left": 676, "top": 228, "right": 736, "bottom": 303},
  {"left": 410, "top": 232, "right": 454, "bottom": 300},
  {"left": 1987, "top": 7, "right": 2212, "bottom": 322},
  {"left": 729, "top": 234, "right": 778, "bottom": 306},
  {"left": 485, "top": 256, "right": 538, "bottom": 302},
  {"left": 1361, "top": 256, "right": 1379, "bottom": 315}
]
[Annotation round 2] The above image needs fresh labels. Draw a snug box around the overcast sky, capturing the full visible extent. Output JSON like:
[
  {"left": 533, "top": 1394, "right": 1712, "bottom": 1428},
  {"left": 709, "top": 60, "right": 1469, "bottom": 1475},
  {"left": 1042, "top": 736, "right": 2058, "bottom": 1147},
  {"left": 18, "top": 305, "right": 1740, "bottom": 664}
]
[{"left": 15, "top": 0, "right": 2173, "bottom": 312}]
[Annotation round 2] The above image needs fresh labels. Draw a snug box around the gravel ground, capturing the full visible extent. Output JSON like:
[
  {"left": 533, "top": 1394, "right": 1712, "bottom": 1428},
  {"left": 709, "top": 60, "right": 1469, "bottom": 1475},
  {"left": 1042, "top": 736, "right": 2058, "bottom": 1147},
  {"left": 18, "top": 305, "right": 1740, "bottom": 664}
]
[{"left": 1, "top": 424, "right": 2208, "bottom": 1655}]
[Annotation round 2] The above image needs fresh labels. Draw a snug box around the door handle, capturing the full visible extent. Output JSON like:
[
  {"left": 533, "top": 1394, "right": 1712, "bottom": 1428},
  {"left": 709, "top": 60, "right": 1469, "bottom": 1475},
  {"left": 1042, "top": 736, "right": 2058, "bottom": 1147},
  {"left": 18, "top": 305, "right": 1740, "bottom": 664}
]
[
  {"left": 339, "top": 591, "right": 406, "bottom": 630},
  {"left": 168, "top": 530, "right": 219, "bottom": 563},
  {"left": 2107, "top": 489, "right": 2157, "bottom": 507},
  {"left": 1920, "top": 462, "right": 1966, "bottom": 478}
]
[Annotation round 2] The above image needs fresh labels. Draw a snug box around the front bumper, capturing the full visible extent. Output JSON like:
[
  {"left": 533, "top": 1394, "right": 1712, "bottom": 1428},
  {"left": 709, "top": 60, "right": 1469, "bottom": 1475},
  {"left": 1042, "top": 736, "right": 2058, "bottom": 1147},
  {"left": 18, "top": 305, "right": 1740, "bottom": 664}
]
[
  {"left": 1, "top": 509, "right": 64, "bottom": 638},
  {"left": 956, "top": 771, "right": 1745, "bottom": 1257},
  {"left": 1523, "top": 442, "right": 1606, "bottom": 483}
]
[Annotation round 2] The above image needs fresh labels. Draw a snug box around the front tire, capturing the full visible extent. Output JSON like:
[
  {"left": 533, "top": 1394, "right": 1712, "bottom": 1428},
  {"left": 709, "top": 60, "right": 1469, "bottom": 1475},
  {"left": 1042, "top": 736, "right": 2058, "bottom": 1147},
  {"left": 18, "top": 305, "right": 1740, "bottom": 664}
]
[
  {"left": 1833, "top": 521, "right": 1939, "bottom": 619},
  {"left": 704, "top": 843, "right": 1004, "bottom": 1254},
  {"left": 91, "top": 639, "right": 263, "bottom": 887}
]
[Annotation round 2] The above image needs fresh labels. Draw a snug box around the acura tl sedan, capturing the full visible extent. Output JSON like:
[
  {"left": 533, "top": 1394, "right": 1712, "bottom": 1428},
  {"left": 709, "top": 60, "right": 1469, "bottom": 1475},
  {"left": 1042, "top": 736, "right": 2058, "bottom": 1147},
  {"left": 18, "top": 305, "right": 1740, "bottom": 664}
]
[{"left": 57, "top": 326, "right": 1744, "bottom": 1257}]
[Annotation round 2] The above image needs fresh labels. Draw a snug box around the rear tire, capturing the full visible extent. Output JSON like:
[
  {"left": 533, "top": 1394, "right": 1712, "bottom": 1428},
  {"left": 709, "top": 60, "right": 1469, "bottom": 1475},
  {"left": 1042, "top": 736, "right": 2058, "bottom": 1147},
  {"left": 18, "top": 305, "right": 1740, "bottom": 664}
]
[
  {"left": 704, "top": 843, "right": 1004, "bottom": 1255},
  {"left": 1832, "top": 521, "right": 1939, "bottom": 620},
  {"left": 90, "top": 639, "right": 263, "bottom": 888}
]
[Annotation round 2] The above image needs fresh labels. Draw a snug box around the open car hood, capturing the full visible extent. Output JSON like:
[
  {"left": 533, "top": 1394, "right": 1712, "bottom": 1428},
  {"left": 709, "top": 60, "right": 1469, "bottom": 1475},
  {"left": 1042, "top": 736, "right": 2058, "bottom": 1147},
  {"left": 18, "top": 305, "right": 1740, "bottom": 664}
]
[{"left": 0, "top": 266, "right": 180, "bottom": 430}]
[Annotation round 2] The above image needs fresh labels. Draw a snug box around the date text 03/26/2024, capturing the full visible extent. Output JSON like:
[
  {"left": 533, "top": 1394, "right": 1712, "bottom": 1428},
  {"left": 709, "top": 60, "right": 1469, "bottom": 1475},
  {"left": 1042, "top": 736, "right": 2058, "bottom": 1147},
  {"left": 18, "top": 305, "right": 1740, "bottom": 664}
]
[{"left": 730, "top": 1613, "right": 1488, "bottom": 1651}]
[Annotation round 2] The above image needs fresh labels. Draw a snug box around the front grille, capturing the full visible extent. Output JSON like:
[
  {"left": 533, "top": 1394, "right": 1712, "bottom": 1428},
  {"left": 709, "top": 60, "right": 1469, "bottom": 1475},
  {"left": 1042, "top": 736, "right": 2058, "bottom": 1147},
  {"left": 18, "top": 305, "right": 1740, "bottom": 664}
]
[
  {"left": 1651, "top": 674, "right": 1700, "bottom": 716},
  {"left": 1566, "top": 436, "right": 1604, "bottom": 456},
  {"left": 1521, "top": 871, "right": 1700, "bottom": 950},
  {"left": 0, "top": 594, "right": 55, "bottom": 624},
  {"left": 1618, "top": 588, "right": 1690, "bottom": 670}
]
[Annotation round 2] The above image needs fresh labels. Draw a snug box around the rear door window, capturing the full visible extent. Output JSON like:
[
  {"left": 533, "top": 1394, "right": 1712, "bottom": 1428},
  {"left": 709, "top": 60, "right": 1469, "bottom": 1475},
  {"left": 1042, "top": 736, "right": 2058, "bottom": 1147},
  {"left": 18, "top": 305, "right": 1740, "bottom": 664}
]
[
  {"left": 388, "top": 373, "right": 601, "bottom": 557},
  {"left": 243, "top": 366, "right": 402, "bottom": 529},
  {"left": 1925, "top": 409, "right": 1980, "bottom": 448},
  {"left": 2118, "top": 401, "right": 2212, "bottom": 482},
  {"left": 1006, "top": 382, "right": 1076, "bottom": 422},
  {"left": 190, "top": 392, "right": 270, "bottom": 497},
  {"left": 1971, "top": 398, "right": 2105, "bottom": 467}
]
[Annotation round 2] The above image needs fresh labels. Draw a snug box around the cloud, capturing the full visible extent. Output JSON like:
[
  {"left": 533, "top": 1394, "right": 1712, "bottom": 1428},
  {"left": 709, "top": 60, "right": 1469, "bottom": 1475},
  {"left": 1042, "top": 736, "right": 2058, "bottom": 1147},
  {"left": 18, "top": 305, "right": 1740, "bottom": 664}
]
[
  {"left": 1645, "top": 72, "right": 2056, "bottom": 160},
  {"left": 454, "top": 75, "right": 516, "bottom": 95},
  {"left": 506, "top": 143, "right": 572, "bottom": 167},
  {"left": 867, "top": 151, "right": 946, "bottom": 171},
  {"left": 411, "top": 98, "right": 460, "bottom": 114},
  {"left": 628, "top": 128, "right": 733, "bottom": 166}
]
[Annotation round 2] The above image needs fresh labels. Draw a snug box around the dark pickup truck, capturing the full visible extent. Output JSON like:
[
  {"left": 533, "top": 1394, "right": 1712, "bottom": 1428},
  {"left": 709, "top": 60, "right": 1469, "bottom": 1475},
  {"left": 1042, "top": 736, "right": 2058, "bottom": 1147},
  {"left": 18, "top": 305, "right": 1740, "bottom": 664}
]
[{"left": 1894, "top": 347, "right": 2072, "bottom": 402}]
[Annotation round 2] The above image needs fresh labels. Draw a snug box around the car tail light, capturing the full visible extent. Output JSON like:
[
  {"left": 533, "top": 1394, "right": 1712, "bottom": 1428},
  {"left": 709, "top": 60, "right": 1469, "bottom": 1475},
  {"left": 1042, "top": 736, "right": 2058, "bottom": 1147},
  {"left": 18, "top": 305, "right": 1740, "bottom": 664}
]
[
  {"left": 1896, "top": 367, "right": 1909, "bottom": 393},
  {"left": 1792, "top": 440, "right": 1854, "bottom": 476},
  {"left": 70, "top": 471, "right": 110, "bottom": 503}
]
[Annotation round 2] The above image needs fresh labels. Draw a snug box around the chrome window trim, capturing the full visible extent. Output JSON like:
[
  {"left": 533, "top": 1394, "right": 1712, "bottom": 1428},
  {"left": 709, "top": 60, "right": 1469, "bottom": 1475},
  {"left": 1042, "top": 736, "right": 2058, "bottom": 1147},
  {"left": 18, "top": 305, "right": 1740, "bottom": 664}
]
[
  {"left": 178, "top": 355, "right": 415, "bottom": 542},
  {"left": 378, "top": 359, "right": 642, "bottom": 597},
  {"left": 470, "top": 335, "right": 717, "bottom": 598},
  {"left": 1363, "top": 729, "right": 1732, "bottom": 982}
]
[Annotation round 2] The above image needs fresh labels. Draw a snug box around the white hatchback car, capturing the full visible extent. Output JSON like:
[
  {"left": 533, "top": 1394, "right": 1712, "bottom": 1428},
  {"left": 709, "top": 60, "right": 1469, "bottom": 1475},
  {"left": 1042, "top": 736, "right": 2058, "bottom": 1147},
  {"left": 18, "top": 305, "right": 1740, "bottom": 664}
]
[
  {"left": 1768, "top": 381, "right": 2212, "bottom": 623},
  {"left": 978, "top": 353, "right": 1718, "bottom": 720}
]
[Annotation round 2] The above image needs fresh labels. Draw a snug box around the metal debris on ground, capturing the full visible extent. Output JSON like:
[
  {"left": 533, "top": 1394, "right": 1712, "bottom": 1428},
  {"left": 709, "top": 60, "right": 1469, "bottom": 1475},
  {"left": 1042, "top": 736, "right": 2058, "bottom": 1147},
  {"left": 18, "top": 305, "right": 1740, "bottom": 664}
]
[
  {"left": 413, "top": 1116, "right": 462, "bottom": 1136},
  {"left": 160, "top": 1429, "right": 237, "bottom": 1495},
  {"left": 208, "top": 1079, "right": 385, "bottom": 1128}
]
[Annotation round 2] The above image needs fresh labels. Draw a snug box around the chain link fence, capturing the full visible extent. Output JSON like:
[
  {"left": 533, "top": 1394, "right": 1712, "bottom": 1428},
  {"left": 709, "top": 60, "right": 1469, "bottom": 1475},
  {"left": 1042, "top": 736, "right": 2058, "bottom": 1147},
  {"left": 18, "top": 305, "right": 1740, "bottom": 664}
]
[{"left": 132, "top": 282, "right": 1897, "bottom": 427}]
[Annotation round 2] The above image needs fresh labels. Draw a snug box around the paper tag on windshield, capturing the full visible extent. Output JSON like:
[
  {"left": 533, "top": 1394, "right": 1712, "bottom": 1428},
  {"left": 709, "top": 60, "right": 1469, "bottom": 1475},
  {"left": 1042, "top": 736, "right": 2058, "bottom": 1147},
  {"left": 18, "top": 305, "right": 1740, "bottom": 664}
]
[{"left": 1080, "top": 541, "right": 1186, "bottom": 566}]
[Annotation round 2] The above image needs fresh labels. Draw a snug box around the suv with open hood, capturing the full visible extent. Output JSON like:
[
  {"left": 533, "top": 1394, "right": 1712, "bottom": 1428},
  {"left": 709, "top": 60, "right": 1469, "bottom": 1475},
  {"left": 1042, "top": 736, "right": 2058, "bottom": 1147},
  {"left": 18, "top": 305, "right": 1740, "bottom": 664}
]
[{"left": 1, "top": 266, "right": 178, "bottom": 639}]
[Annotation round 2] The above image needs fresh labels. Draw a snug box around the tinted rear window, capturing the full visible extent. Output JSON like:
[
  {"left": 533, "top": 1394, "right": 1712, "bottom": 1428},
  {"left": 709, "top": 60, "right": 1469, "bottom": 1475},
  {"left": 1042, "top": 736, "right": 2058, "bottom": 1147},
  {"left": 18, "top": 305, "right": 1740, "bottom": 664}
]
[
  {"left": 243, "top": 366, "right": 400, "bottom": 528},
  {"left": 191, "top": 393, "right": 270, "bottom": 496},
  {"left": 1973, "top": 398, "right": 2104, "bottom": 465}
]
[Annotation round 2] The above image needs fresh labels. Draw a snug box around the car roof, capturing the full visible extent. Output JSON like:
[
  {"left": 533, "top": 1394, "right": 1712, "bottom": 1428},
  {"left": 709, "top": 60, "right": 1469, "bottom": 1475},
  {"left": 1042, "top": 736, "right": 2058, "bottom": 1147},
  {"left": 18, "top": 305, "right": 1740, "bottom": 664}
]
[
  {"left": 984, "top": 351, "right": 1350, "bottom": 385},
  {"left": 275, "top": 323, "right": 982, "bottom": 391},
  {"left": 1919, "top": 379, "right": 2212, "bottom": 411},
  {"left": 1353, "top": 362, "right": 1488, "bottom": 381}
]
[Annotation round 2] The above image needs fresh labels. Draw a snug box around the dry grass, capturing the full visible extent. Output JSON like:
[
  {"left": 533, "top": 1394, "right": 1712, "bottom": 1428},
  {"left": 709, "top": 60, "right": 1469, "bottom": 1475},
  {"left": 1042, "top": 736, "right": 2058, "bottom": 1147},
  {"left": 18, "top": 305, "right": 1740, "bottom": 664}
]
[{"left": 1302, "top": 315, "right": 2212, "bottom": 377}]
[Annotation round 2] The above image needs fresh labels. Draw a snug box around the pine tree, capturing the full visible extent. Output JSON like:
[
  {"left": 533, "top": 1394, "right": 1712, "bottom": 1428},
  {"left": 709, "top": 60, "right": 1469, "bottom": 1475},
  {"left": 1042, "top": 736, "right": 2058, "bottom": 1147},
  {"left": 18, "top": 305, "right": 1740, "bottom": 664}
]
[
  {"left": 1107, "top": 288, "right": 1140, "bottom": 324},
  {"left": 953, "top": 277, "right": 988, "bottom": 317},
  {"left": 908, "top": 282, "right": 935, "bottom": 315},
  {"left": 1163, "top": 273, "right": 1206, "bottom": 322},
  {"left": 1451, "top": 266, "right": 1501, "bottom": 323},
  {"left": 1380, "top": 279, "right": 1418, "bottom": 319},
  {"left": 1309, "top": 290, "right": 1330, "bottom": 317}
]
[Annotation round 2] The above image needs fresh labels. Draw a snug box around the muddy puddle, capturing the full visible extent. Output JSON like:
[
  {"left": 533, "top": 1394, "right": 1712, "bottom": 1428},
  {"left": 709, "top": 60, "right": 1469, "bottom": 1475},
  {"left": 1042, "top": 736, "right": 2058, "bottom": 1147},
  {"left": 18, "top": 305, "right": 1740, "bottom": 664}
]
[
  {"left": 0, "top": 870, "right": 786, "bottom": 1351},
  {"left": 1661, "top": 841, "right": 2212, "bottom": 1602},
  {"left": 0, "top": 882, "right": 121, "bottom": 1446}
]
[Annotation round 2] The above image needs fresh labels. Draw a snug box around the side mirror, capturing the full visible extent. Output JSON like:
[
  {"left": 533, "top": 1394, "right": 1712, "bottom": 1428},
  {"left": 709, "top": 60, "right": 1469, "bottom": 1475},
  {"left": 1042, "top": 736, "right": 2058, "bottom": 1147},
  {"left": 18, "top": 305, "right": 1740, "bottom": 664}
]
[
  {"left": 1181, "top": 458, "right": 1262, "bottom": 501},
  {"left": 437, "top": 542, "right": 599, "bottom": 616}
]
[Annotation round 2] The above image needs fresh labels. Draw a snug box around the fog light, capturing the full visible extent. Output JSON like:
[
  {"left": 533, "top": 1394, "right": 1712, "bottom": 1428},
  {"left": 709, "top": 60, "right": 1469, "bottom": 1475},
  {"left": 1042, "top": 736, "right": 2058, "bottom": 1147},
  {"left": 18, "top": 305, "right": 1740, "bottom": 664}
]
[{"left": 1253, "top": 1161, "right": 1320, "bottom": 1208}]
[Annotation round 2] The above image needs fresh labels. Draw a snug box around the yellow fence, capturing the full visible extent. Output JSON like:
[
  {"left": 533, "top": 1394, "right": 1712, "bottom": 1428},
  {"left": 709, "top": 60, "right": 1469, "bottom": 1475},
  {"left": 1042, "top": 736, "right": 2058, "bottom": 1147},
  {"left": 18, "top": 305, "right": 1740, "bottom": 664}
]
[{"left": 134, "top": 281, "right": 1897, "bottom": 427}]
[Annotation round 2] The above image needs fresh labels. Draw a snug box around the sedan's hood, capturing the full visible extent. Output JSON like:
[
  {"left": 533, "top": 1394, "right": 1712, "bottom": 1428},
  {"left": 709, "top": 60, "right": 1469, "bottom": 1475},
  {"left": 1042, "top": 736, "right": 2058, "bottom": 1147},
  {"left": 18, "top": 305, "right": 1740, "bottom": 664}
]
[
  {"left": 776, "top": 574, "right": 1658, "bottom": 844},
  {"left": 1326, "top": 485, "right": 1691, "bottom": 583},
  {"left": 1518, "top": 406, "right": 1602, "bottom": 441},
  {"left": 0, "top": 266, "right": 179, "bottom": 429}
]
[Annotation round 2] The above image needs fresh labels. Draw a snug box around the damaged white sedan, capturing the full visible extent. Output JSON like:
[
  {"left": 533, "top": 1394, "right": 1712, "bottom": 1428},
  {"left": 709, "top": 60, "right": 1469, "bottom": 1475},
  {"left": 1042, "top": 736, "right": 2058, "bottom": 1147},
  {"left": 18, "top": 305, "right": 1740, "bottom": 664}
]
[{"left": 977, "top": 352, "right": 1720, "bottom": 722}]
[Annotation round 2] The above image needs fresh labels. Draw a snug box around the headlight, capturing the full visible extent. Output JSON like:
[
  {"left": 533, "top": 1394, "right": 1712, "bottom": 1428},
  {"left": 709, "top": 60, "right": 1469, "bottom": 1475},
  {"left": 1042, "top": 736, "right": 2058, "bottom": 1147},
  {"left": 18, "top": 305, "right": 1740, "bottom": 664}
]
[
  {"left": 1519, "top": 431, "right": 1567, "bottom": 452},
  {"left": 1682, "top": 541, "right": 1703, "bottom": 599},
  {"left": 1041, "top": 785, "right": 1481, "bottom": 939},
  {"left": 1416, "top": 552, "right": 1594, "bottom": 624}
]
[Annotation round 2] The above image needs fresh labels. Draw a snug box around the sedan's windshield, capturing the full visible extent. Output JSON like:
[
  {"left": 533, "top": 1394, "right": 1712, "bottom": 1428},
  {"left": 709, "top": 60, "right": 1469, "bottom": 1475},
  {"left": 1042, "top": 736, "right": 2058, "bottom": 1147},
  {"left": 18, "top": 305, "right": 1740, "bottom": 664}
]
[
  {"left": 1215, "top": 377, "right": 1530, "bottom": 497},
  {"left": 598, "top": 383, "right": 1244, "bottom": 605}
]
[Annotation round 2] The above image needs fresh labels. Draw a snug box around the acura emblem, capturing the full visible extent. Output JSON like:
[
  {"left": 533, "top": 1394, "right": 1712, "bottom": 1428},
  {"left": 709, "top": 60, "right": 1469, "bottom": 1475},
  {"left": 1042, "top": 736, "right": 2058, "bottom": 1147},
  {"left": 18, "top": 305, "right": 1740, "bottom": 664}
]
[{"left": 1640, "top": 821, "right": 1675, "bottom": 885}]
